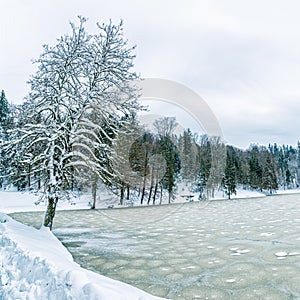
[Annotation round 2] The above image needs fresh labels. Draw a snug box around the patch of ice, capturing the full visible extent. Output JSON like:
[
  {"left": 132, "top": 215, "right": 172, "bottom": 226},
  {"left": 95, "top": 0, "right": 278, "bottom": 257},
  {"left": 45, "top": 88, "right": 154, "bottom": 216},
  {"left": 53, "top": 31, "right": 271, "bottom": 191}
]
[
  {"left": 275, "top": 252, "right": 288, "bottom": 257},
  {"left": 226, "top": 279, "right": 236, "bottom": 283},
  {"left": 237, "top": 249, "right": 250, "bottom": 254},
  {"left": 260, "top": 232, "right": 274, "bottom": 237},
  {"left": 229, "top": 248, "right": 250, "bottom": 255},
  {"left": 186, "top": 266, "right": 196, "bottom": 269}
]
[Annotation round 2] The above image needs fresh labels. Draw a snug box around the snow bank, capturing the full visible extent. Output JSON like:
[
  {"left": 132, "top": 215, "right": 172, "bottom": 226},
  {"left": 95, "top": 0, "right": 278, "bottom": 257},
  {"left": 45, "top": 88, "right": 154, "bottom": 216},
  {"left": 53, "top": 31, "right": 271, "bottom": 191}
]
[
  {"left": 0, "top": 213, "right": 165, "bottom": 300},
  {"left": 276, "top": 188, "right": 300, "bottom": 195},
  {"left": 0, "top": 191, "right": 93, "bottom": 214},
  {"left": 212, "top": 189, "right": 267, "bottom": 200}
]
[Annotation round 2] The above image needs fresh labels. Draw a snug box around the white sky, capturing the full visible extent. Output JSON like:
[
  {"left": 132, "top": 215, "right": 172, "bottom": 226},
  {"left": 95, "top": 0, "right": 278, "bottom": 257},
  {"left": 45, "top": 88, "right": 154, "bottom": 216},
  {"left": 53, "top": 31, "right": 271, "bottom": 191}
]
[{"left": 1, "top": 0, "right": 300, "bottom": 148}]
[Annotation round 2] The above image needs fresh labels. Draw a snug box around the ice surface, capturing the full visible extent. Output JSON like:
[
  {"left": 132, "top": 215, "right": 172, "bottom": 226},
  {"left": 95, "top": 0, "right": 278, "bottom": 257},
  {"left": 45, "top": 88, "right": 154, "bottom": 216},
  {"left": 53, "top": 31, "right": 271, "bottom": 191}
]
[{"left": 10, "top": 194, "right": 300, "bottom": 299}]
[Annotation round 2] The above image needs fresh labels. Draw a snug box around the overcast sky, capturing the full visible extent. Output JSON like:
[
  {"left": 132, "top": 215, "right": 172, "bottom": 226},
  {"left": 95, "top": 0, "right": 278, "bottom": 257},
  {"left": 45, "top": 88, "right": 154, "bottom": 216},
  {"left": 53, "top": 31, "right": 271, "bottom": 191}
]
[{"left": 1, "top": 0, "right": 300, "bottom": 148}]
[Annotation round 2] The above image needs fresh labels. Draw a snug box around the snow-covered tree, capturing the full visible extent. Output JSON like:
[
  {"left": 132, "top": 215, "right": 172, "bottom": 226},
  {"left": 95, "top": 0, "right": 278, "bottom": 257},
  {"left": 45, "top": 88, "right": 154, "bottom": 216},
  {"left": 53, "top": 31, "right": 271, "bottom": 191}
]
[
  {"left": 0, "top": 90, "right": 13, "bottom": 189},
  {"left": 0, "top": 90, "right": 10, "bottom": 135},
  {"left": 261, "top": 149, "right": 278, "bottom": 193},
  {"left": 5, "top": 17, "right": 140, "bottom": 229}
]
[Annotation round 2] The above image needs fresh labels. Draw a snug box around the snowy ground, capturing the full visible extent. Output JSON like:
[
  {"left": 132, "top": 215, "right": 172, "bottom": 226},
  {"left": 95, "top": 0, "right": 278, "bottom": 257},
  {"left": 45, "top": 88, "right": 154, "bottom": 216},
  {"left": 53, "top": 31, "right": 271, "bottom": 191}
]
[
  {"left": 2, "top": 187, "right": 300, "bottom": 215},
  {"left": 0, "top": 189, "right": 91, "bottom": 214}
]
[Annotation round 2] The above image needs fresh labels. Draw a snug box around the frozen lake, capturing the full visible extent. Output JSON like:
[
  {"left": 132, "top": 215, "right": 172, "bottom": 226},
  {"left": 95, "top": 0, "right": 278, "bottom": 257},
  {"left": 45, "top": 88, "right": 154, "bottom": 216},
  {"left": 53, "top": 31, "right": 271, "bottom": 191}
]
[{"left": 10, "top": 194, "right": 300, "bottom": 299}]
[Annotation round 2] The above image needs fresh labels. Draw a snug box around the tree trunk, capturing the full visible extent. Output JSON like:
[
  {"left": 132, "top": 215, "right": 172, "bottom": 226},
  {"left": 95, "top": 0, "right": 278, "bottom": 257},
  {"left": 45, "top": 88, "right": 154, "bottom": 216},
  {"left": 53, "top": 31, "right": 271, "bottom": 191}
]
[
  {"left": 147, "top": 167, "right": 154, "bottom": 205},
  {"left": 120, "top": 183, "right": 125, "bottom": 205},
  {"left": 70, "top": 166, "right": 74, "bottom": 191},
  {"left": 37, "top": 171, "right": 41, "bottom": 190},
  {"left": 159, "top": 185, "right": 163, "bottom": 205},
  {"left": 28, "top": 164, "right": 31, "bottom": 189},
  {"left": 91, "top": 177, "right": 97, "bottom": 209},
  {"left": 126, "top": 185, "right": 130, "bottom": 200},
  {"left": 153, "top": 182, "right": 158, "bottom": 205},
  {"left": 43, "top": 195, "right": 58, "bottom": 230},
  {"left": 44, "top": 143, "right": 59, "bottom": 230},
  {"left": 141, "top": 185, "right": 145, "bottom": 204},
  {"left": 141, "top": 151, "right": 148, "bottom": 205},
  {"left": 147, "top": 185, "right": 153, "bottom": 205}
]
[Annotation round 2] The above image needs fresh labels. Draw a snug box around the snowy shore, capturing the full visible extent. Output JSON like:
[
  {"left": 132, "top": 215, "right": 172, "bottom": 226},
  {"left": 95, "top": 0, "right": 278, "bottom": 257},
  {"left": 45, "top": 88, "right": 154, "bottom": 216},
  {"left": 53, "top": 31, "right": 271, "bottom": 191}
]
[
  {"left": 0, "top": 212, "right": 165, "bottom": 300},
  {"left": 2, "top": 187, "right": 300, "bottom": 215}
]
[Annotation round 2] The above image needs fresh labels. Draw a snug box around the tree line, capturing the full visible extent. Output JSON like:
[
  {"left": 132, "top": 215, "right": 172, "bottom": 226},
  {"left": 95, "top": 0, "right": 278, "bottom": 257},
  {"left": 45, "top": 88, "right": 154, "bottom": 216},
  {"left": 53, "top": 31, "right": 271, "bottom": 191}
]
[
  {"left": 177, "top": 129, "right": 300, "bottom": 199},
  {"left": 2, "top": 85, "right": 299, "bottom": 207}
]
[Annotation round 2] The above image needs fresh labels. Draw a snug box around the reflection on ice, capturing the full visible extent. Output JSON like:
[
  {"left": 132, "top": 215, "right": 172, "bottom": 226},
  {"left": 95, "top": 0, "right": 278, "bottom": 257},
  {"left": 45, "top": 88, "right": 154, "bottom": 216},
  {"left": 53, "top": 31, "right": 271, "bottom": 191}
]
[{"left": 10, "top": 194, "right": 300, "bottom": 299}]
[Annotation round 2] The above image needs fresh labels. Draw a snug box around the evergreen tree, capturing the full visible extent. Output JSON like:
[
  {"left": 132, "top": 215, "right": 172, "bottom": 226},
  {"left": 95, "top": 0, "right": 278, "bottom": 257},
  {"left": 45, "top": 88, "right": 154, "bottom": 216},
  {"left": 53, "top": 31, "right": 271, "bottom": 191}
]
[
  {"left": 158, "top": 136, "right": 181, "bottom": 203},
  {"left": 287, "top": 146, "right": 298, "bottom": 188},
  {"left": 261, "top": 148, "right": 278, "bottom": 193},
  {"left": 235, "top": 148, "right": 249, "bottom": 188},
  {"left": 248, "top": 145, "right": 263, "bottom": 190},
  {"left": 0, "top": 90, "right": 12, "bottom": 189},
  {"left": 0, "top": 90, "right": 10, "bottom": 135},
  {"left": 195, "top": 135, "right": 211, "bottom": 199},
  {"left": 178, "top": 129, "right": 198, "bottom": 184},
  {"left": 222, "top": 146, "right": 237, "bottom": 199}
]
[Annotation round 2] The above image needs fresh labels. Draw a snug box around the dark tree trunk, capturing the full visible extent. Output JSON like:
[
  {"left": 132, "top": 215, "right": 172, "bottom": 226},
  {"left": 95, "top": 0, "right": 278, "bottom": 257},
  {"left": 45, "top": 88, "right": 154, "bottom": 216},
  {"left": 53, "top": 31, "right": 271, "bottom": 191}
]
[
  {"left": 147, "top": 167, "right": 154, "bottom": 205},
  {"left": 91, "top": 177, "right": 97, "bottom": 209},
  {"left": 43, "top": 195, "right": 58, "bottom": 230},
  {"left": 70, "top": 167, "right": 74, "bottom": 191},
  {"left": 147, "top": 185, "right": 153, "bottom": 205},
  {"left": 37, "top": 171, "right": 41, "bottom": 190},
  {"left": 153, "top": 182, "right": 158, "bottom": 205},
  {"left": 141, "top": 185, "right": 145, "bottom": 204},
  {"left": 159, "top": 185, "right": 163, "bottom": 205},
  {"left": 120, "top": 183, "right": 125, "bottom": 205},
  {"left": 28, "top": 164, "right": 31, "bottom": 189},
  {"left": 141, "top": 151, "right": 149, "bottom": 205},
  {"left": 126, "top": 185, "right": 130, "bottom": 200}
]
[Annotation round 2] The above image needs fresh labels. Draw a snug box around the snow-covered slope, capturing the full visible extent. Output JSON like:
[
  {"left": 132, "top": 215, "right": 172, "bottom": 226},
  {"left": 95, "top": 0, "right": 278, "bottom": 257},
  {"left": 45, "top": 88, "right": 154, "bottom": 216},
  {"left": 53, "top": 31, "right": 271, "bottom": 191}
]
[{"left": 0, "top": 213, "right": 166, "bottom": 300}]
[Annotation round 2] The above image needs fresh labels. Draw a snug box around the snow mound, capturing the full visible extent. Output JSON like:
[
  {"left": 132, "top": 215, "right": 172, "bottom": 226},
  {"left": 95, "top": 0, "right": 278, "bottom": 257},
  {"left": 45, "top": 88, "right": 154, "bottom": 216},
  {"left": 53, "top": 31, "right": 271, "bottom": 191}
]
[{"left": 0, "top": 213, "right": 165, "bottom": 300}]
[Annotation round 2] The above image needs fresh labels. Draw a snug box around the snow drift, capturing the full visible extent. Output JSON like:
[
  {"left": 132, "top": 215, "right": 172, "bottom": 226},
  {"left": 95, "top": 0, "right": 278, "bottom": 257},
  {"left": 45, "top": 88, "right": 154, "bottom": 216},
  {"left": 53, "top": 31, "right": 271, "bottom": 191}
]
[{"left": 0, "top": 213, "right": 165, "bottom": 300}]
